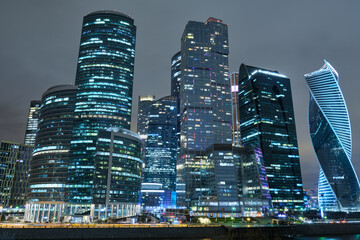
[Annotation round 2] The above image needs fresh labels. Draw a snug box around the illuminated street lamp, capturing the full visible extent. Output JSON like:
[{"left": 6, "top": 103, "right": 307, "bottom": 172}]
[{"left": 0, "top": 206, "right": 3, "bottom": 222}]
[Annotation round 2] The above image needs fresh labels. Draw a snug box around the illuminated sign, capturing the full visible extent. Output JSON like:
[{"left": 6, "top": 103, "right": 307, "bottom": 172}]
[{"left": 231, "top": 85, "right": 239, "bottom": 92}]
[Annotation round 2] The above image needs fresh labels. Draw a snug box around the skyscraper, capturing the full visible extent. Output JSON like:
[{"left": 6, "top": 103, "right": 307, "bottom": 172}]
[
  {"left": 171, "top": 52, "right": 182, "bottom": 180},
  {"left": 230, "top": 72, "right": 241, "bottom": 147},
  {"left": 0, "top": 141, "right": 32, "bottom": 207},
  {"left": 28, "top": 85, "right": 77, "bottom": 203},
  {"left": 192, "top": 144, "right": 240, "bottom": 215},
  {"left": 68, "top": 10, "right": 136, "bottom": 204},
  {"left": 230, "top": 71, "right": 271, "bottom": 216},
  {"left": 171, "top": 51, "right": 181, "bottom": 97},
  {"left": 143, "top": 96, "right": 178, "bottom": 207},
  {"left": 24, "top": 100, "right": 41, "bottom": 145},
  {"left": 305, "top": 60, "right": 360, "bottom": 212},
  {"left": 177, "top": 17, "right": 232, "bottom": 208},
  {"left": 24, "top": 85, "right": 77, "bottom": 223},
  {"left": 234, "top": 146, "right": 272, "bottom": 216},
  {"left": 137, "top": 95, "right": 156, "bottom": 140},
  {"left": 238, "top": 64, "right": 304, "bottom": 212},
  {"left": 92, "top": 127, "right": 143, "bottom": 218}
]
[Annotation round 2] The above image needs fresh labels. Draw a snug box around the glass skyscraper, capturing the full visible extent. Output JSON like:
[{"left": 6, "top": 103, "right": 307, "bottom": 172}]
[
  {"left": 0, "top": 141, "right": 32, "bottom": 207},
  {"left": 177, "top": 17, "right": 232, "bottom": 208},
  {"left": 305, "top": 60, "right": 360, "bottom": 212},
  {"left": 137, "top": 95, "right": 156, "bottom": 141},
  {"left": 238, "top": 64, "right": 304, "bottom": 212},
  {"left": 192, "top": 144, "right": 240, "bottom": 215},
  {"left": 28, "top": 85, "right": 77, "bottom": 202},
  {"left": 24, "top": 100, "right": 41, "bottom": 146},
  {"left": 92, "top": 127, "right": 143, "bottom": 218},
  {"left": 234, "top": 146, "right": 272, "bottom": 216},
  {"left": 171, "top": 51, "right": 181, "bottom": 97},
  {"left": 171, "top": 52, "right": 181, "bottom": 182},
  {"left": 143, "top": 96, "right": 178, "bottom": 207},
  {"left": 68, "top": 10, "right": 136, "bottom": 203},
  {"left": 230, "top": 72, "right": 241, "bottom": 147}
]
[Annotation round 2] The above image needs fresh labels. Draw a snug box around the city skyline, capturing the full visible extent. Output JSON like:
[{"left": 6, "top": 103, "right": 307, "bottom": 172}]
[{"left": 1, "top": 0, "right": 360, "bottom": 191}]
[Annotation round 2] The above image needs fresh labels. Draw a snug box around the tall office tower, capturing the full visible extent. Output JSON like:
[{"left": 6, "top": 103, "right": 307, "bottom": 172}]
[
  {"left": 68, "top": 10, "right": 136, "bottom": 204},
  {"left": 28, "top": 85, "right": 77, "bottom": 203},
  {"left": 230, "top": 72, "right": 271, "bottom": 216},
  {"left": 305, "top": 60, "right": 360, "bottom": 213},
  {"left": 24, "top": 100, "right": 41, "bottom": 145},
  {"left": 137, "top": 95, "right": 156, "bottom": 140},
  {"left": 171, "top": 51, "right": 181, "bottom": 97},
  {"left": 177, "top": 18, "right": 232, "bottom": 208},
  {"left": 238, "top": 64, "right": 304, "bottom": 212},
  {"left": 230, "top": 73, "right": 241, "bottom": 147},
  {"left": 0, "top": 141, "right": 32, "bottom": 207},
  {"left": 171, "top": 51, "right": 181, "bottom": 184},
  {"left": 143, "top": 96, "right": 178, "bottom": 207},
  {"left": 171, "top": 52, "right": 182, "bottom": 185}
]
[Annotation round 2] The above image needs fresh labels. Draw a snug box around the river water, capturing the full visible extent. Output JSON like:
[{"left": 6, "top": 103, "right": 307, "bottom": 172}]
[
  {"left": 295, "top": 235, "right": 360, "bottom": 240},
  {"left": 192, "top": 234, "right": 360, "bottom": 240}
]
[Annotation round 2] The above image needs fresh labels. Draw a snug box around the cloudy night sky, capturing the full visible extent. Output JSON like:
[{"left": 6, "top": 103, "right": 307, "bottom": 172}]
[{"left": 1, "top": 0, "right": 360, "bottom": 190}]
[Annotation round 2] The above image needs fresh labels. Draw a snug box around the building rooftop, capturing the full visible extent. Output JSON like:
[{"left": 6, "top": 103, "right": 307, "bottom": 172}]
[{"left": 87, "top": 10, "right": 132, "bottom": 19}]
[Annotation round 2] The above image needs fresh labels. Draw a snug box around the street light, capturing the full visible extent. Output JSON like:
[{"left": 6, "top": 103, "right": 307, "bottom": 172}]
[
  {"left": 0, "top": 206, "right": 3, "bottom": 222},
  {"left": 320, "top": 193, "right": 325, "bottom": 218}
]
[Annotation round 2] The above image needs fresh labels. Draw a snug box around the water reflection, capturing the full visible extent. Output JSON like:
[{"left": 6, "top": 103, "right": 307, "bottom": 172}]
[{"left": 295, "top": 234, "right": 360, "bottom": 240}]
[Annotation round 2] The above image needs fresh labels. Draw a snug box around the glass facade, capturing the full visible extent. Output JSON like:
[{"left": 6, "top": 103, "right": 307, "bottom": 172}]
[
  {"left": 140, "top": 183, "right": 166, "bottom": 209},
  {"left": 230, "top": 72, "right": 241, "bottom": 147},
  {"left": 137, "top": 95, "right": 156, "bottom": 141},
  {"left": 68, "top": 10, "right": 136, "bottom": 203},
  {"left": 305, "top": 60, "right": 360, "bottom": 212},
  {"left": 177, "top": 17, "right": 232, "bottom": 208},
  {"left": 143, "top": 96, "right": 178, "bottom": 207},
  {"left": 28, "top": 85, "right": 77, "bottom": 202},
  {"left": 93, "top": 127, "right": 143, "bottom": 205},
  {"left": 24, "top": 100, "right": 41, "bottom": 146},
  {"left": 170, "top": 51, "right": 181, "bottom": 182},
  {"left": 234, "top": 146, "right": 272, "bottom": 216},
  {"left": 0, "top": 141, "right": 32, "bottom": 207},
  {"left": 238, "top": 64, "right": 304, "bottom": 212},
  {"left": 194, "top": 144, "right": 240, "bottom": 215},
  {"left": 171, "top": 51, "right": 181, "bottom": 97}
]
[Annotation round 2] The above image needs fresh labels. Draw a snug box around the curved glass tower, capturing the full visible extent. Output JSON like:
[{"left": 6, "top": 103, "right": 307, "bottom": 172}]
[
  {"left": 28, "top": 85, "right": 77, "bottom": 202},
  {"left": 91, "top": 127, "right": 143, "bottom": 219},
  {"left": 305, "top": 60, "right": 360, "bottom": 212},
  {"left": 68, "top": 10, "right": 136, "bottom": 203}
]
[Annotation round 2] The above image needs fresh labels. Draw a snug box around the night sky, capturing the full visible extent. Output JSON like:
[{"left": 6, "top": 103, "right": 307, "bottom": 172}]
[{"left": 1, "top": 0, "right": 360, "bottom": 190}]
